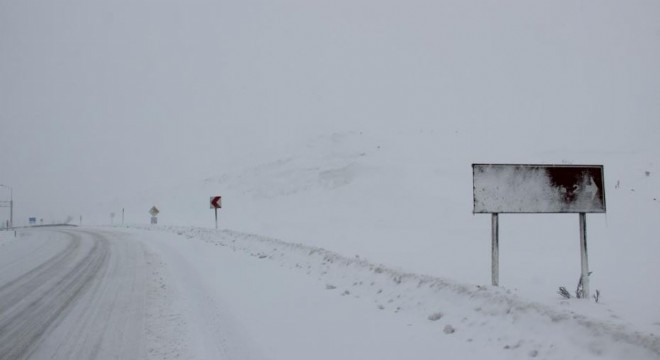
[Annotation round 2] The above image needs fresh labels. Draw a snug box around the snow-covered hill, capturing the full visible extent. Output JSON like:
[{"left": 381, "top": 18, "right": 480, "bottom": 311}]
[
  {"left": 2, "top": 0, "right": 659, "bottom": 357},
  {"left": 119, "top": 128, "right": 660, "bottom": 352}
]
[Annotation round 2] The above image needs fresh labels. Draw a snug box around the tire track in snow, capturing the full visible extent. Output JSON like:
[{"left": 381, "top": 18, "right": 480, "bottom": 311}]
[
  {"left": 0, "top": 236, "right": 81, "bottom": 298},
  {"left": 0, "top": 230, "right": 109, "bottom": 360},
  {"left": 0, "top": 228, "right": 153, "bottom": 360}
]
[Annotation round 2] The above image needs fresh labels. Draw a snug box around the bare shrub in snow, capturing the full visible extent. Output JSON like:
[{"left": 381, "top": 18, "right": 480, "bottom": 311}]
[
  {"left": 559, "top": 274, "right": 600, "bottom": 302},
  {"left": 443, "top": 325, "right": 456, "bottom": 334}
]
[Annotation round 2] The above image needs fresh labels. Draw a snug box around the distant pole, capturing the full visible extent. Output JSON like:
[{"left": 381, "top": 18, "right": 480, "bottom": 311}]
[
  {"left": 214, "top": 208, "right": 218, "bottom": 230},
  {"left": 122, "top": 208, "right": 125, "bottom": 225},
  {"left": 491, "top": 213, "right": 499, "bottom": 286},
  {"left": 579, "top": 213, "right": 590, "bottom": 298},
  {"left": 0, "top": 184, "right": 12, "bottom": 228}
]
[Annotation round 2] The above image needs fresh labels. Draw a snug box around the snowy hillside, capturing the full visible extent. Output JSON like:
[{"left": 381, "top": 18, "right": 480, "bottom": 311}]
[
  {"left": 2, "top": 0, "right": 659, "bottom": 357},
  {"left": 119, "top": 128, "right": 660, "bottom": 353}
]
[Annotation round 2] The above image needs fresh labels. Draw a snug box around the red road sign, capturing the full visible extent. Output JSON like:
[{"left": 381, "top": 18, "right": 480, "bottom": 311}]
[{"left": 210, "top": 196, "right": 222, "bottom": 209}]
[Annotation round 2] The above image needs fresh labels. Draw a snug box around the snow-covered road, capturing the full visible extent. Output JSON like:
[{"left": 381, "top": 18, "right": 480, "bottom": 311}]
[
  {"left": 1, "top": 226, "right": 659, "bottom": 360},
  {"left": 0, "top": 228, "right": 149, "bottom": 359}
]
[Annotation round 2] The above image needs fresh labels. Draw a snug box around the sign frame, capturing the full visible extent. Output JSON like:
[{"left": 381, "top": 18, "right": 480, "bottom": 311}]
[
  {"left": 471, "top": 163, "right": 607, "bottom": 298},
  {"left": 472, "top": 164, "right": 606, "bottom": 214}
]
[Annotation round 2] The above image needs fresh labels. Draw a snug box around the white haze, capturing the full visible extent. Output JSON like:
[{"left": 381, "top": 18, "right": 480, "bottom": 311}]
[
  {"left": 1, "top": 0, "right": 659, "bottom": 224},
  {"left": 3, "top": 2, "right": 660, "bottom": 355}
]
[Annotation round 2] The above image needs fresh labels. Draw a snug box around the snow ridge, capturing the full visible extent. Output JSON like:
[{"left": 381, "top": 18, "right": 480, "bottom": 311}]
[{"left": 132, "top": 225, "right": 659, "bottom": 359}]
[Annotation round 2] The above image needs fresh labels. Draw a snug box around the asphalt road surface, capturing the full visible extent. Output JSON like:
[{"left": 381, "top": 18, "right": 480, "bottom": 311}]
[{"left": 0, "top": 228, "right": 149, "bottom": 360}]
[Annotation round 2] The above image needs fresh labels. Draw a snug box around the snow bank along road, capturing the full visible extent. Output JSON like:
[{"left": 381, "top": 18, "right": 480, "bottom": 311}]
[{"left": 1, "top": 226, "right": 659, "bottom": 360}]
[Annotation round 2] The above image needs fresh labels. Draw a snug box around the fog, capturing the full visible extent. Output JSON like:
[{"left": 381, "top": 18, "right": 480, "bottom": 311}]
[{"left": 1, "top": 0, "right": 659, "bottom": 225}]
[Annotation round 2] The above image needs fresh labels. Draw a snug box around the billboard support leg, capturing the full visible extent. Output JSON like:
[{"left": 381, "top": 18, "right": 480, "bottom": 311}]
[
  {"left": 492, "top": 213, "right": 499, "bottom": 286},
  {"left": 579, "top": 212, "right": 590, "bottom": 298}
]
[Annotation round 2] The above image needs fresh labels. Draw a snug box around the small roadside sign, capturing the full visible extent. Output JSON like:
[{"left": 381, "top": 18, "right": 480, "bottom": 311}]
[
  {"left": 210, "top": 196, "right": 222, "bottom": 209},
  {"left": 149, "top": 206, "right": 159, "bottom": 225},
  {"left": 149, "top": 206, "right": 159, "bottom": 217},
  {"left": 210, "top": 196, "right": 221, "bottom": 229}
]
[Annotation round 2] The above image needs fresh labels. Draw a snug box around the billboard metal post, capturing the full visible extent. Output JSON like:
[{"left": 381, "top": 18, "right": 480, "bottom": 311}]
[
  {"left": 492, "top": 213, "right": 499, "bottom": 286},
  {"left": 579, "top": 212, "right": 590, "bottom": 298}
]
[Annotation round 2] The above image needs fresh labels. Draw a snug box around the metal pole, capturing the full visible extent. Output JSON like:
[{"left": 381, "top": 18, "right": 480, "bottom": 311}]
[
  {"left": 215, "top": 208, "right": 218, "bottom": 230},
  {"left": 9, "top": 193, "right": 12, "bottom": 229},
  {"left": 492, "top": 213, "right": 499, "bottom": 286},
  {"left": 0, "top": 185, "right": 12, "bottom": 228},
  {"left": 579, "top": 212, "right": 590, "bottom": 298}
]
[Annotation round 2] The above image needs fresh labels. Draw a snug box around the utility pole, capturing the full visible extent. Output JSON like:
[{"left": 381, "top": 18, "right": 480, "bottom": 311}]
[{"left": 0, "top": 184, "right": 12, "bottom": 228}]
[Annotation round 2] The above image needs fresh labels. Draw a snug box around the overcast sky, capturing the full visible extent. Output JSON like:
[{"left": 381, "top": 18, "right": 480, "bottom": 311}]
[{"left": 1, "top": 0, "right": 659, "bottom": 225}]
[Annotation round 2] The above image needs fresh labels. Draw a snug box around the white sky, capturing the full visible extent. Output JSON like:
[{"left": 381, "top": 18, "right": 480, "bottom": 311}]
[{"left": 1, "top": 0, "right": 659, "bottom": 224}]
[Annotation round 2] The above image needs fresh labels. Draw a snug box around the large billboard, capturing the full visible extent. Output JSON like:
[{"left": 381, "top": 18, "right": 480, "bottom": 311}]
[{"left": 472, "top": 164, "right": 606, "bottom": 213}]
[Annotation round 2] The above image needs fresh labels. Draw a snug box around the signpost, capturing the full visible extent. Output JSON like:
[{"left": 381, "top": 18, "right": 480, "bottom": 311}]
[
  {"left": 149, "top": 206, "right": 159, "bottom": 225},
  {"left": 472, "top": 164, "right": 606, "bottom": 297},
  {"left": 210, "top": 196, "right": 221, "bottom": 229}
]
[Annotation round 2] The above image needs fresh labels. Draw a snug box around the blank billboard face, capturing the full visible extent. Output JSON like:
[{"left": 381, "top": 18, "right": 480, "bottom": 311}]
[{"left": 472, "top": 164, "right": 606, "bottom": 213}]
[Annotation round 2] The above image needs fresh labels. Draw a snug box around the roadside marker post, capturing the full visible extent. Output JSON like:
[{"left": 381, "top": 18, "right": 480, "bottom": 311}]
[
  {"left": 210, "top": 196, "right": 222, "bottom": 229},
  {"left": 149, "top": 206, "right": 159, "bottom": 225}
]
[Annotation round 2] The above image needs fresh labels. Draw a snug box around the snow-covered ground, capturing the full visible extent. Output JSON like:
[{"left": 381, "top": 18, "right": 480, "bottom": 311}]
[
  {"left": 2, "top": 0, "right": 660, "bottom": 358},
  {"left": 127, "top": 225, "right": 660, "bottom": 359},
  {"left": 4, "top": 221, "right": 657, "bottom": 359}
]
